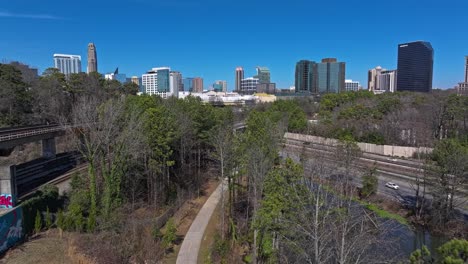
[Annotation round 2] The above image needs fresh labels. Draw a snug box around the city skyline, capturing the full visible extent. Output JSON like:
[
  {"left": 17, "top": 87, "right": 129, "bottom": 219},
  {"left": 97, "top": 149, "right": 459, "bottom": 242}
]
[{"left": 1, "top": 0, "right": 467, "bottom": 89}]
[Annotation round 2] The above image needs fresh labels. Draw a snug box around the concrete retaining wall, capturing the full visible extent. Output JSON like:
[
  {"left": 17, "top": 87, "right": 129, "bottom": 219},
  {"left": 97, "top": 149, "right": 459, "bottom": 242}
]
[{"left": 284, "top": 133, "right": 432, "bottom": 158}]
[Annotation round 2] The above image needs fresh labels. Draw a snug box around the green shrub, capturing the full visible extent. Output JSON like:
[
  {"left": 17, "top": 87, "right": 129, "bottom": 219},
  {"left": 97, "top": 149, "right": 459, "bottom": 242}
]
[
  {"left": 162, "top": 218, "right": 177, "bottom": 248},
  {"left": 34, "top": 210, "right": 42, "bottom": 234},
  {"left": 45, "top": 207, "right": 52, "bottom": 229}
]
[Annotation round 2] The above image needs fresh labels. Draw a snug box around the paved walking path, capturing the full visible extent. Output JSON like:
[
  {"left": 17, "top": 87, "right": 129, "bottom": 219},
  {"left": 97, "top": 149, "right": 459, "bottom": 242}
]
[{"left": 176, "top": 180, "right": 227, "bottom": 264}]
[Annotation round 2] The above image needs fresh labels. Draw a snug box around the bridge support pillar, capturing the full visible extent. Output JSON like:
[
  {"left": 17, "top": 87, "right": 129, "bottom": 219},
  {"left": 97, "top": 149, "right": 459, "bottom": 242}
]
[
  {"left": 0, "top": 165, "right": 16, "bottom": 208},
  {"left": 42, "top": 138, "right": 56, "bottom": 159}
]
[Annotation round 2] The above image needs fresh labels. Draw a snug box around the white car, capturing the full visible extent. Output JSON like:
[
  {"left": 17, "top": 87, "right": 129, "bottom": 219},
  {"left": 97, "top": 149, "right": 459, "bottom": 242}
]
[{"left": 385, "top": 182, "right": 399, "bottom": 190}]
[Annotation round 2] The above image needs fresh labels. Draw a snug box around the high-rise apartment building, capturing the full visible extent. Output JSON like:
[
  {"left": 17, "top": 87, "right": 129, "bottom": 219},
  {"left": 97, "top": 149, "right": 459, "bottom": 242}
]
[
  {"left": 397, "top": 41, "right": 433, "bottom": 92},
  {"left": 192, "top": 77, "right": 204, "bottom": 93},
  {"left": 457, "top": 56, "right": 468, "bottom": 96},
  {"left": 213, "top": 80, "right": 227, "bottom": 92},
  {"left": 368, "top": 66, "right": 397, "bottom": 93},
  {"left": 255, "top": 67, "right": 271, "bottom": 84},
  {"left": 368, "top": 66, "right": 384, "bottom": 92},
  {"left": 345, "top": 80, "right": 360, "bottom": 91},
  {"left": 240, "top": 77, "right": 259, "bottom": 94},
  {"left": 53, "top": 54, "right": 81, "bottom": 75},
  {"left": 131, "top": 76, "right": 140, "bottom": 86},
  {"left": 87, "top": 43, "right": 98, "bottom": 73},
  {"left": 235, "top": 67, "right": 244, "bottom": 92},
  {"left": 170, "top": 71, "right": 182, "bottom": 97},
  {"left": 142, "top": 67, "right": 171, "bottom": 98},
  {"left": 377, "top": 70, "right": 397, "bottom": 93}
]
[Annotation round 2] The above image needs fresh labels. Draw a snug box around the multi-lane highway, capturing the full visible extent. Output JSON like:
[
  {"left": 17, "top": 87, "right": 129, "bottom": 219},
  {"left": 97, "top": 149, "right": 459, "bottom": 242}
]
[{"left": 281, "top": 137, "right": 468, "bottom": 215}]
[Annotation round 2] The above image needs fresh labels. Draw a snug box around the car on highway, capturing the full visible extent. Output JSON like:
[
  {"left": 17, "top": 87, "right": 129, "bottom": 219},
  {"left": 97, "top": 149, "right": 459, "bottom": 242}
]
[{"left": 385, "top": 182, "right": 399, "bottom": 190}]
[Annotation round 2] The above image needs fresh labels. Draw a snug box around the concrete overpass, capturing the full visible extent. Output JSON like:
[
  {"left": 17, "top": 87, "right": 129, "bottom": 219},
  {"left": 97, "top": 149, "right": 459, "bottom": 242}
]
[{"left": 0, "top": 124, "right": 72, "bottom": 208}]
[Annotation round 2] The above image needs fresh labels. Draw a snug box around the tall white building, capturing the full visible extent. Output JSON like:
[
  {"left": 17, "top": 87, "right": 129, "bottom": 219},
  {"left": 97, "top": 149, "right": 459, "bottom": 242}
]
[
  {"left": 53, "top": 54, "right": 81, "bottom": 75},
  {"left": 368, "top": 66, "right": 384, "bottom": 92},
  {"left": 240, "top": 77, "right": 259, "bottom": 94},
  {"left": 142, "top": 67, "right": 171, "bottom": 98},
  {"left": 345, "top": 80, "right": 361, "bottom": 91},
  {"left": 377, "top": 70, "right": 397, "bottom": 93},
  {"left": 170, "top": 71, "right": 182, "bottom": 98}
]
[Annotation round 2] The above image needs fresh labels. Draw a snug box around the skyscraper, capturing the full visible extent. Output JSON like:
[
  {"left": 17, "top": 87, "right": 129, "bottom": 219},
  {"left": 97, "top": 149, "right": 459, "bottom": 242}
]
[
  {"left": 397, "top": 41, "right": 433, "bottom": 92},
  {"left": 53, "top": 54, "right": 81, "bottom": 75},
  {"left": 295, "top": 60, "right": 317, "bottom": 93},
  {"left": 170, "top": 71, "right": 182, "bottom": 97},
  {"left": 295, "top": 59, "right": 345, "bottom": 94},
  {"left": 255, "top": 67, "right": 271, "bottom": 83},
  {"left": 377, "top": 70, "right": 397, "bottom": 93},
  {"left": 87, "top": 43, "right": 98, "bottom": 73},
  {"left": 457, "top": 56, "right": 468, "bottom": 96},
  {"left": 192, "top": 77, "right": 204, "bottom": 93},
  {"left": 317, "top": 58, "right": 345, "bottom": 93},
  {"left": 214, "top": 80, "right": 227, "bottom": 92},
  {"left": 142, "top": 67, "right": 171, "bottom": 98},
  {"left": 235, "top": 67, "right": 244, "bottom": 92},
  {"left": 368, "top": 66, "right": 384, "bottom": 91},
  {"left": 465, "top": 56, "right": 468, "bottom": 83},
  {"left": 183, "top": 78, "right": 194, "bottom": 92}
]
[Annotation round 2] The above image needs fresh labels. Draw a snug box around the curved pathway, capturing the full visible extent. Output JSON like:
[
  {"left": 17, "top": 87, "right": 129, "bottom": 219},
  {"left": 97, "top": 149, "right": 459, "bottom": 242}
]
[{"left": 176, "top": 180, "right": 226, "bottom": 264}]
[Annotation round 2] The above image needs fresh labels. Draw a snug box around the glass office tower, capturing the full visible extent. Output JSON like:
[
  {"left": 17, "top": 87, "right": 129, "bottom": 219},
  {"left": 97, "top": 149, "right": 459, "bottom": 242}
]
[{"left": 396, "top": 41, "right": 433, "bottom": 92}]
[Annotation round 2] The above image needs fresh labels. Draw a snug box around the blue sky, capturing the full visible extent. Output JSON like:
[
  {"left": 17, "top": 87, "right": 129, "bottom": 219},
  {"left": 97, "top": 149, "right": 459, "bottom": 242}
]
[{"left": 1, "top": 0, "right": 467, "bottom": 90}]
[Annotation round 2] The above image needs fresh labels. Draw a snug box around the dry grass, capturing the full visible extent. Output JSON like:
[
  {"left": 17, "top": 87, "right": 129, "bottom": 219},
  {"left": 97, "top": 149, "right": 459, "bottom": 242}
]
[{"left": 1, "top": 230, "right": 72, "bottom": 264}]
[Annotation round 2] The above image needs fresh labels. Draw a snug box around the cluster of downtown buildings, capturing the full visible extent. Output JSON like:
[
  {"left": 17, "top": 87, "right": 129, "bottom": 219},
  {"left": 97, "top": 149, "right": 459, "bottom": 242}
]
[{"left": 50, "top": 40, "right": 468, "bottom": 101}]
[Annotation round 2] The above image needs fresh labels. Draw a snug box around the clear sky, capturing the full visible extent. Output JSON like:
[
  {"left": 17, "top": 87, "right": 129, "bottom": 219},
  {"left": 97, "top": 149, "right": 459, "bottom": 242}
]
[{"left": 1, "top": 0, "right": 467, "bottom": 90}]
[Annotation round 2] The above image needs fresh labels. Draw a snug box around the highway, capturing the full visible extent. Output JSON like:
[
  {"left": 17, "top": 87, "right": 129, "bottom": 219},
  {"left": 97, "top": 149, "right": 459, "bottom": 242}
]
[{"left": 281, "top": 137, "right": 468, "bottom": 215}]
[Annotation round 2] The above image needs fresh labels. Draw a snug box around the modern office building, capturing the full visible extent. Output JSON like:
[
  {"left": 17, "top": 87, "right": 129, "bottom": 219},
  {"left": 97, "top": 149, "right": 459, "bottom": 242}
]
[
  {"left": 457, "top": 56, "right": 468, "bottom": 96},
  {"left": 87, "top": 43, "right": 98, "bottom": 73},
  {"left": 170, "top": 71, "right": 182, "bottom": 97},
  {"left": 295, "top": 58, "right": 345, "bottom": 94},
  {"left": 255, "top": 67, "right": 271, "bottom": 84},
  {"left": 317, "top": 58, "right": 346, "bottom": 93},
  {"left": 256, "top": 83, "right": 276, "bottom": 94},
  {"left": 192, "top": 77, "right": 204, "bottom": 93},
  {"left": 183, "top": 78, "right": 194, "bottom": 92},
  {"left": 240, "top": 77, "right": 259, "bottom": 94},
  {"left": 53, "top": 54, "right": 81, "bottom": 75},
  {"left": 235, "top": 67, "right": 244, "bottom": 92},
  {"left": 142, "top": 67, "right": 171, "bottom": 98},
  {"left": 105, "top": 68, "right": 127, "bottom": 83},
  {"left": 345, "top": 80, "right": 360, "bottom": 91},
  {"left": 214, "top": 80, "right": 227, "bottom": 92},
  {"left": 396, "top": 41, "right": 434, "bottom": 92},
  {"left": 295, "top": 60, "right": 317, "bottom": 93}
]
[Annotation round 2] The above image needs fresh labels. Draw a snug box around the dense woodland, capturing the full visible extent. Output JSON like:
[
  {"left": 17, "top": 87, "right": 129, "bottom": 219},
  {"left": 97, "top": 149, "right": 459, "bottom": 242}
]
[{"left": 1, "top": 63, "right": 467, "bottom": 263}]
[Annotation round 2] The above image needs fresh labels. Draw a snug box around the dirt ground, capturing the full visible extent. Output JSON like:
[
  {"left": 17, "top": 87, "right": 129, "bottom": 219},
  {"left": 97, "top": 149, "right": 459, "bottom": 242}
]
[{"left": 163, "top": 178, "right": 220, "bottom": 264}]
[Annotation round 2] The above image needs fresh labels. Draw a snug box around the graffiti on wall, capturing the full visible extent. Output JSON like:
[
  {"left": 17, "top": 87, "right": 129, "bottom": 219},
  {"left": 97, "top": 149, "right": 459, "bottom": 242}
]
[
  {"left": 0, "top": 194, "right": 13, "bottom": 209},
  {"left": 0, "top": 207, "right": 23, "bottom": 253}
]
